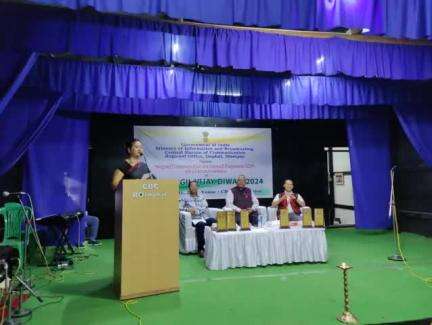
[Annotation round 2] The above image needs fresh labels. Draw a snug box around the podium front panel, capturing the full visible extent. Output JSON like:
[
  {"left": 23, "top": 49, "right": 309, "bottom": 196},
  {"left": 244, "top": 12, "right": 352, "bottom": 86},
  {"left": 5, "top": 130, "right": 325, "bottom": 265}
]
[{"left": 114, "top": 179, "right": 179, "bottom": 300}]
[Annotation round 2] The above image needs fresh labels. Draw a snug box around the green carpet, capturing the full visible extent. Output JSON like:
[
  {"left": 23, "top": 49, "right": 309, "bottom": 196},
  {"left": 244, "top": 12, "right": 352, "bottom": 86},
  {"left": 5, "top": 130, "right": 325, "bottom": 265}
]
[{"left": 24, "top": 228, "right": 432, "bottom": 325}]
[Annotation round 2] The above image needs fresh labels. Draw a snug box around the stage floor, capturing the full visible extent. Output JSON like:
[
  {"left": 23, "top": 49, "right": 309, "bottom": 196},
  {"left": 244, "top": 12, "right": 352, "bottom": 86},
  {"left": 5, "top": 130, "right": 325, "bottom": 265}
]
[{"left": 25, "top": 228, "right": 432, "bottom": 324}]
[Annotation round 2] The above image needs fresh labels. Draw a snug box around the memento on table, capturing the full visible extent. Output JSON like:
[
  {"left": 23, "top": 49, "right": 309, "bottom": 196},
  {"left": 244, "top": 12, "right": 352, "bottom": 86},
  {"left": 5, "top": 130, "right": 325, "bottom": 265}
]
[
  {"left": 240, "top": 210, "right": 250, "bottom": 231},
  {"left": 302, "top": 207, "right": 312, "bottom": 228},
  {"left": 226, "top": 210, "right": 236, "bottom": 231},
  {"left": 216, "top": 211, "right": 227, "bottom": 232},
  {"left": 314, "top": 208, "right": 325, "bottom": 227},
  {"left": 279, "top": 209, "right": 290, "bottom": 229}
]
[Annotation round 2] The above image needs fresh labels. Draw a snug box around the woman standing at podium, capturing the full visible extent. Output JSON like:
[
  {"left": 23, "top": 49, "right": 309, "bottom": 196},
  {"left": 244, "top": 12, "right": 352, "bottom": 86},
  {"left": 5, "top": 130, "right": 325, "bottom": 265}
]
[{"left": 111, "top": 139, "right": 155, "bottom": 190}]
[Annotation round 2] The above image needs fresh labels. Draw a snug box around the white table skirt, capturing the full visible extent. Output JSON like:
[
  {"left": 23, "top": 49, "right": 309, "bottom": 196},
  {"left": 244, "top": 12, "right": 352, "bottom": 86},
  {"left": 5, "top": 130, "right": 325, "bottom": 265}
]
[{"left": 204, "top": 223, "right": 328, "bottom": 270}]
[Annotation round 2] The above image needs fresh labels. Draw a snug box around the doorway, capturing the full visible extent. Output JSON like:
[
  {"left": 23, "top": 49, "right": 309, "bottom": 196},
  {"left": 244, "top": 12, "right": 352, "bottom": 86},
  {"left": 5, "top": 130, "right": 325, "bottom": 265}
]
[{"left": 325, "top": 147, "right": 355, "bottom": 226}]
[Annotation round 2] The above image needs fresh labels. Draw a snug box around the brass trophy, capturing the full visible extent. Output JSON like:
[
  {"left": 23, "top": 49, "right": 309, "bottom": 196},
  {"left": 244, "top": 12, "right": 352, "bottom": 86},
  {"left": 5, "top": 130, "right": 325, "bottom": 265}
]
[
  {"left": 337, "top": 263, "right": 358, "bottom": 324},
  {"left": 226, "top": 210, "right": 236, "bottom": 231},
  {"left": 216, "top": 211, "right": 227, "bottom": 232},
  {"left": 302, "top": 207, "right": 312, "bottom": 228},
  {"left": 279, "top": 209, "right": 290, "bottom": 229},
  {"left": 240, "top": 210, "right": 250, "bottom": 231},
  {"left": 314, "top": 208, "right": 325, "bottom": 227}
]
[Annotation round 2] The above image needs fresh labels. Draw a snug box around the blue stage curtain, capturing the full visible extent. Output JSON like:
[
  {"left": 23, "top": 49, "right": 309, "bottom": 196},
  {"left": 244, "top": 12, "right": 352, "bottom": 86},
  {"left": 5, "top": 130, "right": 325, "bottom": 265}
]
[
  {"left": 384, "top": 0, "right": 432, "bottom": 40},
  {"left": 0, "top": 52, "right": 39, "bottom": 115},
  {"left": 23, "top": 113, "right": 89, "bottom": 217},
  {"left": 316, "top": 0, "right": 383, "bottom": 34},
  {"left": 23, "top": 113, "right": 89, "bottom": 245},
  {"left": 24, "top": 0, "right": 432, "bottom": 40},
  {"left": 347, "top": 118, "right": 392, "bottom": 230},
  {"left": 61, "top": 96, "right": 389, "bottom": 120},
  {"left": 2, "top": 3, "right": 432, "bottom": 80},
  {"left": 0, "top": 92, "right": 63, "bottom": 176},
  {"left": 23, "top": 0, "right": 316, "bottom": 29},
  {"left": 26, "top": 57, "right": 432, "bottom": 107},
  {"left": 395, "top": 105, "right": 432, "bottom": 167}
]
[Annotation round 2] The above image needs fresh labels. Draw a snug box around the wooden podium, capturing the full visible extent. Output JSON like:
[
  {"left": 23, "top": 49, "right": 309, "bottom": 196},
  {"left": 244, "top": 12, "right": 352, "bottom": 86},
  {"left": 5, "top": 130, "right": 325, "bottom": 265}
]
[{"left": 114, "top": 179, "right": 179, "bottom": 300}]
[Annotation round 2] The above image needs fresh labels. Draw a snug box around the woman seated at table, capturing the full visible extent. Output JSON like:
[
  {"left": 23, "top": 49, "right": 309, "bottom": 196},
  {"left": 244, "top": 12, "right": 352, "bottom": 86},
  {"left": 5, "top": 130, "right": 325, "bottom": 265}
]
[{"left": 271, "top": 179, "right": 305, "bottom": 221}]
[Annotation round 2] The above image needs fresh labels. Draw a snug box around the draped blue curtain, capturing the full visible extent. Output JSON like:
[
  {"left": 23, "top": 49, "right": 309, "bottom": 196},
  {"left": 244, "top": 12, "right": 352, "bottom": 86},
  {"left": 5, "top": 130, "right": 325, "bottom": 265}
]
[
  {"left": 26, "top": 57, "right": 432, "bottom": 107},
  {"left": 347, "top": 118, "right": 392, "bottom": 230},
  {"left": 0, "top": 52, "right": 39, "bottom": 115},
  {"left": 23, "top": 113, "right": 89, "bottom": 217},
  {"left": 62, "top": 96, "right": 389, "bottom": 120},
  {"left": 24, "top": 0, "right": 432, "bottom": 39},
  {"left": 2, "top": 3, "right": 432, "bottom": 80},
  {"left": 384, "top": 0, "right": 432, "bottom": 40},
  {"left": 316, "top": 0, "right": 383, "bottom": 34},
  {"left": 0, "top": 92, "right": 63, "bottom": 176},
  {"left": 25, "top": 0, "right": 316, "bottom": 28},
  {"left": 395, "top": 105, "right": 432, "bottom": 167},
  {"left": 23, "top": 113, "right": 90, "bottom": 245}
]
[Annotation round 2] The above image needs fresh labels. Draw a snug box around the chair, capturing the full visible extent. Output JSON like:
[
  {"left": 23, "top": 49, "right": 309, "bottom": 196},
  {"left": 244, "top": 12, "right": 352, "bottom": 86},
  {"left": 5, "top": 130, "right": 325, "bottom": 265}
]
[
  {"left": 267, "top": 206, "right": 311, "bottom": 221},
  {"left": 0, "top": 202, "right": 31, "bottom": 263},
  {"left": 179, "top": 207, "right": 221, "bottom": 253},
  {"left": 267, "top": 206, "right": 278, "bottom": 221},
  {"left": 257, "top": 206, "right": 268, "bottom": 224}
]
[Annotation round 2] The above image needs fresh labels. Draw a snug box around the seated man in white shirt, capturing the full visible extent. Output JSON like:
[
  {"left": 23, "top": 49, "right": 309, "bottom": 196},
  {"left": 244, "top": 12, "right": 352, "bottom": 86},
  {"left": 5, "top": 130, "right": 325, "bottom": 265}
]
[
  {"left": 271, "top": 179, "right": 306, "bottom": 221},
  {"left": 225, "top": 175, "right": 259, "bottom": 226},
  {"left": 179, "top": 181, "right": 215, "bottom": 257}
]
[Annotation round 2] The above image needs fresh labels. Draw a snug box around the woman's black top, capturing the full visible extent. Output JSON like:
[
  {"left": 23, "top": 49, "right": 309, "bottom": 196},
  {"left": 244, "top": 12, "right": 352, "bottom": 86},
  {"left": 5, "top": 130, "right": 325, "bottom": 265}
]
[{"left": 118, "top": 161, "right": 151, "bottom": 179}]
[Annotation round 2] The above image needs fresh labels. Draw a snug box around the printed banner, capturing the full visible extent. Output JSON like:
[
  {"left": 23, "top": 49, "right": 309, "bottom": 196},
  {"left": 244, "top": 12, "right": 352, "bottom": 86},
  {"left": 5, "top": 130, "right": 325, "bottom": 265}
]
[{"left": 134, "top": 126, "right": 273, "bottom": 199}]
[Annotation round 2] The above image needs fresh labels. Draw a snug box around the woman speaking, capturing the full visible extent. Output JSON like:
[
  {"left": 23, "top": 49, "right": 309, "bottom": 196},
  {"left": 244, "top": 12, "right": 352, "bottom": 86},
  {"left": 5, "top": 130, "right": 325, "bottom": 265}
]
[{"left": 111, "top": 139, "right": 155, "bottom": 190}]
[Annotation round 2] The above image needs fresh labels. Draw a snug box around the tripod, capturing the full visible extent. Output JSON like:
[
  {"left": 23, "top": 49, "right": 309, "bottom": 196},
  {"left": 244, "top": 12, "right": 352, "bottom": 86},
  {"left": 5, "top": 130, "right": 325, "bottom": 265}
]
[
  {"left": 11, "top": 194, "right": 45, "bottom": 320},
  {"left": 0, "top": 259, "right": 43, "bottom": 325},
  {"left": 13, "top": 196, "right": 34, "bottom": 318}
]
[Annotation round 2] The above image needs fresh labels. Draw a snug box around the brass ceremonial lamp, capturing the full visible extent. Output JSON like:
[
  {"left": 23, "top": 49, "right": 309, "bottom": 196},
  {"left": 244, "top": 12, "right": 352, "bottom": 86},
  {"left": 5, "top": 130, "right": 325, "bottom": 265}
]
[{"left": 337, "top": 262, "right": 359, "bottom": 324}]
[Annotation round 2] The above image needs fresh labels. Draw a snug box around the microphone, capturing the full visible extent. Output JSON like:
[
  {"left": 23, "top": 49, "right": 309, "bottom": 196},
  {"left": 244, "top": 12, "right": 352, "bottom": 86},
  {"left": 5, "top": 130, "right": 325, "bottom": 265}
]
[{"left": 2, "top": 191, "right": 27, "bottom": 198}]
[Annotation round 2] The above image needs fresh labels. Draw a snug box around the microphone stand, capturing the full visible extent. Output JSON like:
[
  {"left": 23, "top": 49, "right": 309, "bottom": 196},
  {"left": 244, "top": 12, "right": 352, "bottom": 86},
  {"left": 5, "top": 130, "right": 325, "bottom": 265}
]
[
  {"left": 388, "top": 167, "right": 404, "bottom": 262},
  {"left": 14, "top": 274, "right": 43, "bottom": 303},
  {"left": 0, "top": 259, "right": 15, "bottom": 325},
  {"left": 142, "top": 155, "right": 157, "bottom": 180},
  {"left": 0, "top": 260, "right": 44, "bottom": 324},
  {"left": 13, "top": 194, "right": 39, "bottom": 319},
  {"left": 17, "top": 196, "right": 31, "bottom": 281}
]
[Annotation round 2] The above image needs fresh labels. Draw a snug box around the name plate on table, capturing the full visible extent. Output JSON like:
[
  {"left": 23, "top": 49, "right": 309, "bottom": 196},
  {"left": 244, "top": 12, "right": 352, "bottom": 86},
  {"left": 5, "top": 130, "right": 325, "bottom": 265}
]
[
  {"left": 302, "top": 207, "right": 312, "bottom": 228},
  {"left": 279, "top": 209, "right": 290, "bottom": 229},
  {"left": 314, "top": 208, "right": 325, "bottom": 228},
  {"left": 240, "top": 210, "right": 250, "bottom": 231},
  {"left": 226, "top": 211, "right": 236, "bottom": 231},
  {"left": 216, "top": 211, "right": 227, "bottom": 232}
]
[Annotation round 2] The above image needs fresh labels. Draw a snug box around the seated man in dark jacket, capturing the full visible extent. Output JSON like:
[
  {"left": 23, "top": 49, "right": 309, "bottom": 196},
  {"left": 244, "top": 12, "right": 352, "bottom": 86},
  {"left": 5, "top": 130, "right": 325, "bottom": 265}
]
[{"left": 225, "top": 175, "right": 259, "bottom": 226}]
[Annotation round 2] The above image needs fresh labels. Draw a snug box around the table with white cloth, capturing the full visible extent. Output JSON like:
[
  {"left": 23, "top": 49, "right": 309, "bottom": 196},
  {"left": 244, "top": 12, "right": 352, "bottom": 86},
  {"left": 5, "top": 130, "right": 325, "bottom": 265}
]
[{"left": 204, "top": 222, "right": 328, "bottom": 270}]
